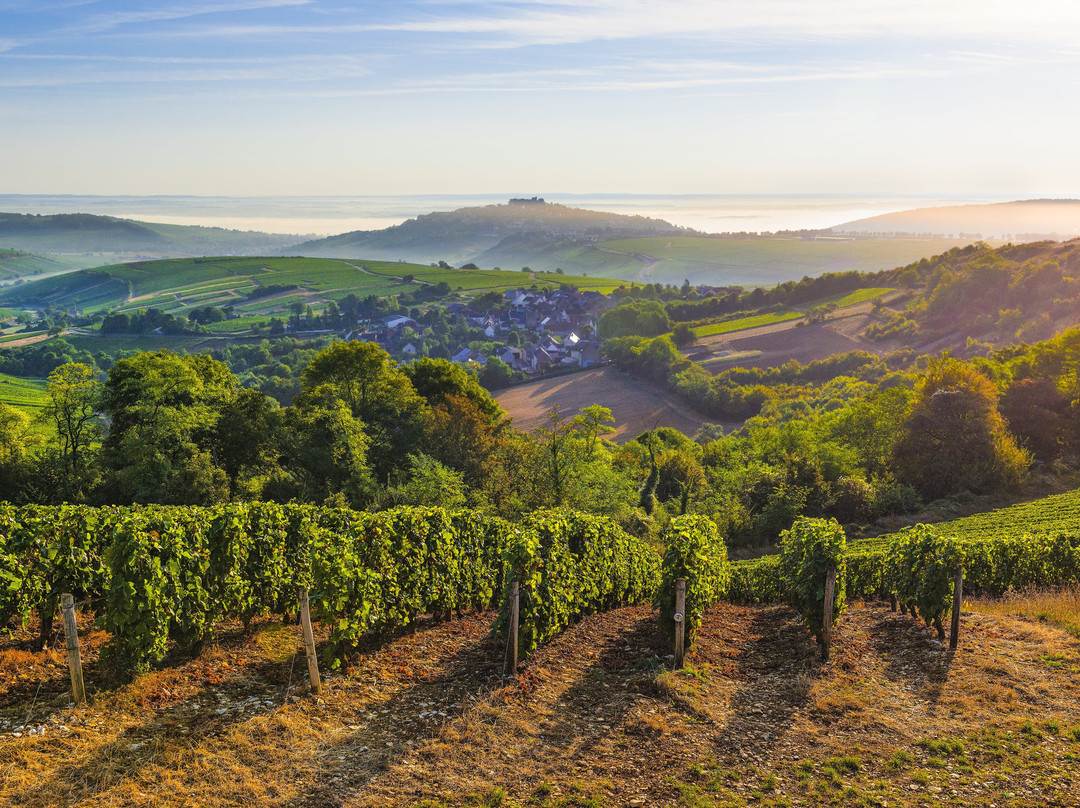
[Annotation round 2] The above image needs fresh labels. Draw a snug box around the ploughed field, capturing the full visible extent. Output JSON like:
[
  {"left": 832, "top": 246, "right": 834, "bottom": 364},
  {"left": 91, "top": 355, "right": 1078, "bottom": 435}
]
[
  {"left": 2, "top": 597, "right": 1079, "bottom": 807},
  {"left": 495, "top": 366, "right": 727, "bottom": 441}
]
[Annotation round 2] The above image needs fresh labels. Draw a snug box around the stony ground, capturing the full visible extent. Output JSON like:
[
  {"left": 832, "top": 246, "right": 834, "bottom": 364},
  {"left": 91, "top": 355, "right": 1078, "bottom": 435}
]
[{"left": 1, "top": 599, "right": 1079, "bottom": 807}]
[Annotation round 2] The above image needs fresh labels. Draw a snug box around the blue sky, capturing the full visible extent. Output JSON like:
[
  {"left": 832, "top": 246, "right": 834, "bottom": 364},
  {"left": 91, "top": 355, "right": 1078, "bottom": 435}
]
[{"left": 1, "top": 0, "right": 1079, "bottom": 196}]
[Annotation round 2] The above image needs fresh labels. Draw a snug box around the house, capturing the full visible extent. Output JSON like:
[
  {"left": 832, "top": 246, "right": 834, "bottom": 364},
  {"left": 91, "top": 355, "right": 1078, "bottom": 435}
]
[
  {"left": 451, "top": 348, "right": 487, "bottom": 366},
  {"left": 380, "top": 314, "right": 417, "bottom": 330},
  {"left": 524, "top": 346, "right": 554, "bottom": 372},
  {"left": 539, "top": 334, "right": 563, "bottom": 355},
  {"left": 401, "top": 342, "right": 418, "bottom": 356},
  {"left": 569, "top": 340, "right": 602, "bottom": 368},
  {"left": 496, "top": 346, "right": 524, "bottom": 369}
]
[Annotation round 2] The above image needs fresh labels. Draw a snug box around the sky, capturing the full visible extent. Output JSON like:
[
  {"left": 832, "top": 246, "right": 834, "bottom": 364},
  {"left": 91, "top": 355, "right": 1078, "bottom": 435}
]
[{"left": 1, "top": 0, "right": 1080, "bottom": 197}]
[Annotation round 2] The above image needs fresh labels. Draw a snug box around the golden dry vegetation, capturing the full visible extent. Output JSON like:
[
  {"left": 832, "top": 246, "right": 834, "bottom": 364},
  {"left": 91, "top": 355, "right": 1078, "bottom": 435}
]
[{"left": 1, "top": 597, "right": 1079, "bottom": 807}]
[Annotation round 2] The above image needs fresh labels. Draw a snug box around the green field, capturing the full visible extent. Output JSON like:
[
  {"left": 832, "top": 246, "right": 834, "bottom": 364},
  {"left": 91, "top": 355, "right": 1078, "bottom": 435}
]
[
  {"left": 0, "top": 329, "right": 47, "bottom": 344},
  {"left": 799, "top": 286, "right": 894, "bottom": 310},
  {"left": 0, "top": 256, "right": 626, "bottom": 317},
  {"left": 0, "top": 372, "right": 48, "bottom": 410},
  {"left": 589, "top": 235, "right": 969, "bottom": 287},
  {"left": 690, "top": 310, "right": 803, "bottom": 338},
  {"left": 202, "top": 315, "right": 276, "bottom": 333},
  {"left": 61, "top": 333, "right": 242, "bottom": 355}
]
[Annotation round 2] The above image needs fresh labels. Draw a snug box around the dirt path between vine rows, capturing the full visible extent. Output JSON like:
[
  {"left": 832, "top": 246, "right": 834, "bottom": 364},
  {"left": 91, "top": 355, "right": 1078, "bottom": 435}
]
[{"left": 1, "top": 600, "right": 1079, "bottom": 807}]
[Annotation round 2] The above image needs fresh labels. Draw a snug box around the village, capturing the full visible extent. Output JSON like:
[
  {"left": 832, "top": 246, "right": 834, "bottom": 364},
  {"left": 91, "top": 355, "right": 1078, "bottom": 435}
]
[{"left": 342, "top": 285, "right": 615, "bottom": 377}]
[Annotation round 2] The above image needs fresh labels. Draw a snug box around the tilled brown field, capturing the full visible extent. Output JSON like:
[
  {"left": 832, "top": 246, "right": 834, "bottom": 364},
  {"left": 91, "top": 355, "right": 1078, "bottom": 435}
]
[
  {"left": 1, "top": 600, "right": 1079, "bottom": 807},
  {"left": 495, "top": 367, "right": 723, "bottom": 440}
]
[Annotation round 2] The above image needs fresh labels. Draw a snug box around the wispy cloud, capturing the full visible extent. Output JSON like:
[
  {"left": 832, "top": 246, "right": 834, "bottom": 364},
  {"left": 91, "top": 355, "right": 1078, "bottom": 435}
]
[
  {"left": 38, "top": 56, "right": 941, "bottom": 99},
  {"left": 0, "top": 55, "right": 369, "bottom": 87},
  {"left": 137, "top": 0, "right": 1080, "bottom": 48},
  {"left": 59, "top": 0, "right": 312, "bottom": 35}
]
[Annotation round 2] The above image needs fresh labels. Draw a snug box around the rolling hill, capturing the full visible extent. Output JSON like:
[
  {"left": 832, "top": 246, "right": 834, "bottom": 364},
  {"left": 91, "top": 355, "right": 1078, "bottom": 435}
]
[
  {"left": 289, "top": 200, "right": 685, "bottom": 265},
  {"left": 292, "top": 200, "right": 975, "bottom": 287},
  {"left": 0, "top": 249, "right": 84, "bottom": 283},
  {"left": 0, "top": 212, "right": 300, "bottom": 260},
  {"left": 0, "top": 256, "right": 623, "bottom": 316},
  {"left": 833, "top": 198, "right": 1080, "bottom": 240}
]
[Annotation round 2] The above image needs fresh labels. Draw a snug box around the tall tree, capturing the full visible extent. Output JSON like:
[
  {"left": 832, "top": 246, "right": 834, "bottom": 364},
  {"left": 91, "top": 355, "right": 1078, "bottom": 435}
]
[
  {"left": 297, "top": 341, "right": 426, "bottom": 479},
  {"left": 0, "top": 402, "right": 33, "bottom": 500},
  {"left": 893, "top": 357, "right": 1030, "bottom": 499},
  {"left": 41, "top": 362, "right": 101, "bottom": 499},
  {"left": 100, "top": 352, "right": 236, "bottom": 504}
]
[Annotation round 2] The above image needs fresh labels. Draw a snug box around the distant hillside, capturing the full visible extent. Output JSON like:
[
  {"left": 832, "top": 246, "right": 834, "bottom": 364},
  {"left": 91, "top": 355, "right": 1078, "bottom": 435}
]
[
  {"left": 291, "top": 201, "right": 973, "bottom": 287},
  {"left": 0, "top": 255, "right": 622, "bottom": 315},
  {"left": 833, "top": 199, "right": 1080, "bottom": 240},
  {"left": 290, "top": 201, "right": 684, "bottom": 265},
  {"left": 0, "top": 249, "right": 83, "bottom": 283},
  {"left": 0, "top": 212, "right": 300, "bottom": 259}
]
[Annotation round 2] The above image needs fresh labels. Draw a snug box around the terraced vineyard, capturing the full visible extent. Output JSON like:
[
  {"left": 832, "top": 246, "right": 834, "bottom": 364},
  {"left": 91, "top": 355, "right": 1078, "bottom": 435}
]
[
  {"left": 862, "top": 489, "right": 1080, "bottom": 552},
  {"left": 0, "top": 372, "right": 47, "bottom": 411},
  {"left": 0, "top": 249, "right": 81, "bottom": 282},
  {"left": 0, "top": 256, "right": 625, "bottom": 317},
  {"left": 730, "top": 489, "right": 1080, "bottom": 604}
]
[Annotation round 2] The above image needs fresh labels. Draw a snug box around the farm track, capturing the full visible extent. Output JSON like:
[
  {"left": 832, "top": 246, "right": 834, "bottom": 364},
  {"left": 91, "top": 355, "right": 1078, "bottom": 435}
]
[{"left": 2, "top": 601, "right": 1079, "bottom": 806}]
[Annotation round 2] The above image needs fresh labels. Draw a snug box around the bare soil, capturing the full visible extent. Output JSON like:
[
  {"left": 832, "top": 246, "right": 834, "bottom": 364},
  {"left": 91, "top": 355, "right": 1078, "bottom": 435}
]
[
  {"left": 2, "top": 600, "right": 1079, "bottom": 807},
  {"left": 495, "top": 367, "right": 727, "bottom": 440}
]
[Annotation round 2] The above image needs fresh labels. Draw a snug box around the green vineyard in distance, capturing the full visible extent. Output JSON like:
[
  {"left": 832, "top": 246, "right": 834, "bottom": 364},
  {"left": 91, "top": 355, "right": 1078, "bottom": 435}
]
[
  {"left": 858, "top": 489, "right": 1080, "bottom": 552},
  {"left": 731, "top": 488, "right": 1080, "bottom": 604}
]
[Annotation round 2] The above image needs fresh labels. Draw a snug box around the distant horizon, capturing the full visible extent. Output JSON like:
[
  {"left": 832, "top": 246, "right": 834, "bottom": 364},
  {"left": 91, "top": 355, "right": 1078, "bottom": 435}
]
[
  {"left": 0, "top": 191, "right": 1060, "bottom": 237},
  {"left": 3, "top": 2, "right": 1080, "bottom": 196}
]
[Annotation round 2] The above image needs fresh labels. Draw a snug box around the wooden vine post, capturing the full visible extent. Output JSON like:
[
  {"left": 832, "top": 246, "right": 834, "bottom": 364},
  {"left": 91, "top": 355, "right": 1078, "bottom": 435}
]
[
  {"left": 60, "top": 593, "right": 87, "bottom": 706},
  {"left": 949, "top": 565, "right": 963, "bottom": 651},
  {"left": 821, "top": 567, "right": 837, "bottom": 662},
  {"left": 504, "top": 579, "right": 520, "bottom": 676},
  {"left": 299, "top": 589, "right": 322, "bottom": 696},
  {"left": 673, "top": 577, "right": 686, "bottom": 670}
]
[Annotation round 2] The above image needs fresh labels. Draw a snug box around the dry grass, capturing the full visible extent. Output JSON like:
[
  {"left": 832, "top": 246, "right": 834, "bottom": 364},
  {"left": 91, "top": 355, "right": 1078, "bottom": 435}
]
[
  {"left": 969, "top": 585, "right": 1080, "bottom": 639},
  {"left": 3, "top": 601, "right": 1080, "bottom": 806}
]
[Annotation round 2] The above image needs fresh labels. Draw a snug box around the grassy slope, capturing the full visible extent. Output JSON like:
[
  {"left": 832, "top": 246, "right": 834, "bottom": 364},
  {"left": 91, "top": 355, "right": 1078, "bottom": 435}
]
[
  {"left": 734, "top": 489, "right": 1080, "bottom": 582},
  {"left": 1, "top": 599, "right": 1078, "bottom": 807},
  {"left": 691, "top": 310, "right": 803, "bottom": 338},
  {"left": 0, "top": 257, "right": 626, "bottom": 316},
  {"left": 659, "top": 287, "right": 892, "bottom": 341},
  {"left": 0, "top": 372, "right": 47, "bottom": 410},
  {"left": 798, "top": 286, "right": 894, "bottom": 309},
  {"left": 588, "top": 235, "right": 970, "bottom": 286}
]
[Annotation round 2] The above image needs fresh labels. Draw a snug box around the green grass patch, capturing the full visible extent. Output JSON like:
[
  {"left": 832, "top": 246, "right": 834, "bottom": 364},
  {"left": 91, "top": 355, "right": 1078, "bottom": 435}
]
[
  {"left": 690, "top": 310, "right": 802, "bottom": 338},
  {"left": 799, "top": 286, "right": 894, "bottom": 310},
  {"left": 0, "top": 329, "right": 48, "bottom": 344},
  {"left": 0, "top": 372, "right": 48, "bottom": 410}
]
